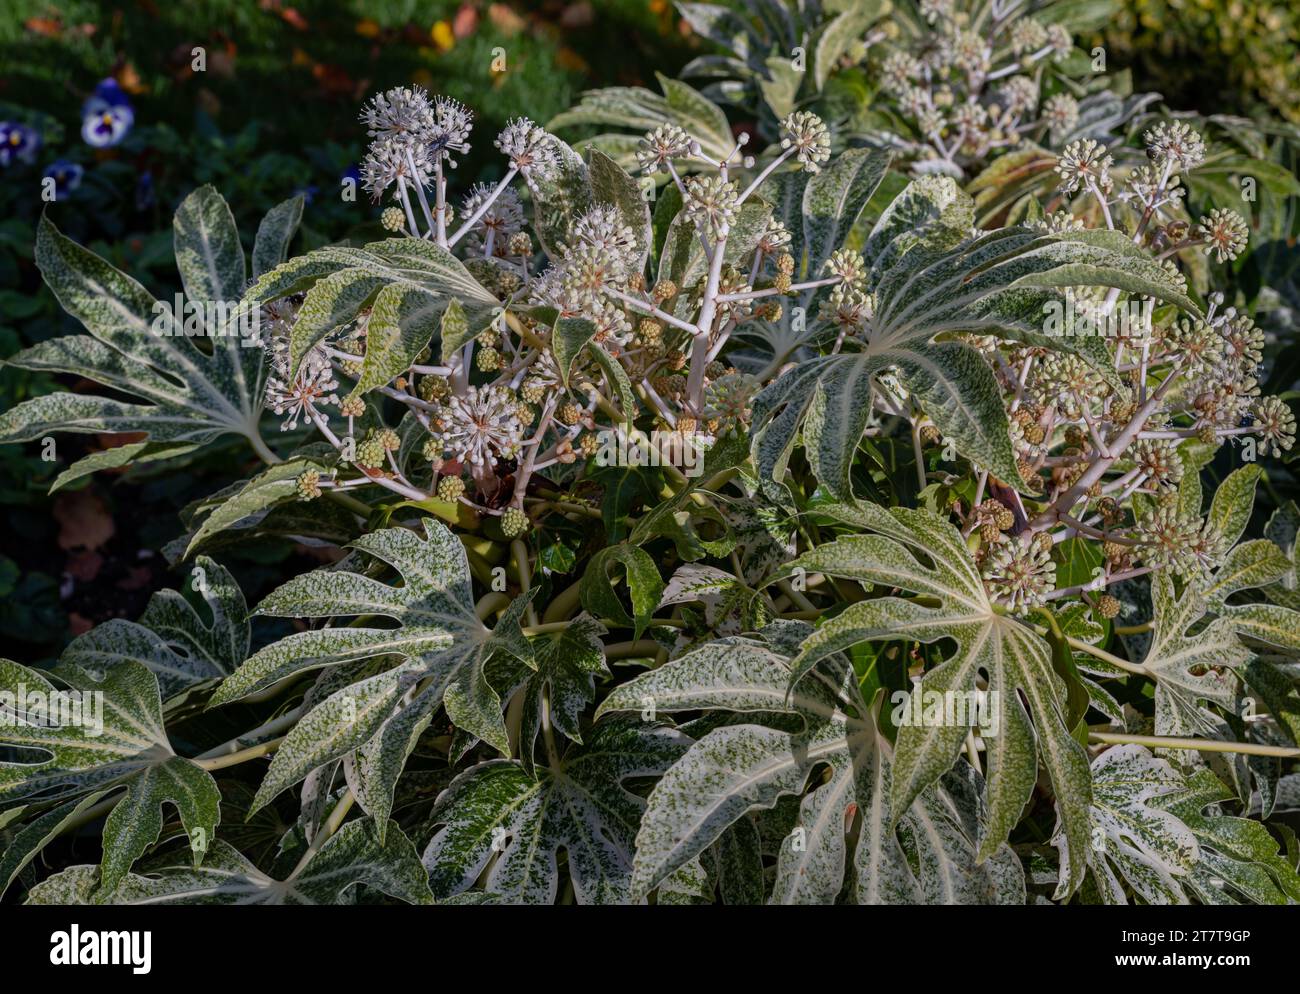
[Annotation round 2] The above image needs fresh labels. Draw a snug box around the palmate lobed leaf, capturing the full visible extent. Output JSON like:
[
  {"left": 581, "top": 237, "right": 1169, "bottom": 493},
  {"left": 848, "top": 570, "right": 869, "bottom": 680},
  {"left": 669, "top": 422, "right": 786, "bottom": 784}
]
[
  {"left": 598, "top": 622, "right": 1025, "bottom": 904},
  {"left": 25, "top": 818, "right": 431, "bottom": 905},
  {"left": 549, "top": 74, "right": 735, "bottom": 174},
  {"left": 56, "top": 555, "right": 248, "bottom": 701},
  {"left": 0, "top": 659, "right": 218, "bottom": 896},
  {"left": 486, "top": 615, "right": 610, "bottom": 778},
  {"left": 771, "top": 502, "right": 1092, "bottom": 897},
  {"left": 246, "top": 235, "right": 501, "bottom": 377},
  {"left": 209, "top": 519, "right": 534, "bottom": 823},
  {"left": 1067, "top": 744, "right": 1200, "bottom": 905},
  {"left": 1, "top": 187, "right": 301, "bottom": 484},
  {"left": 1152, "top": 768, "right": 1300, "bottom": 904},
  {"left": 422, "top": 718, "right": 691, "bottom": 904}
]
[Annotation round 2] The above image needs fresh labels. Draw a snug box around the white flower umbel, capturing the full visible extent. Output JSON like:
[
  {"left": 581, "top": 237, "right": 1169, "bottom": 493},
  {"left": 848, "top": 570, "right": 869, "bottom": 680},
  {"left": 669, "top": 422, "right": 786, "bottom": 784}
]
[
  {"left": 495, "top": 117, "right": 562, "bottom": 191},
  {"left": 264, "top": 332, "right": 340, "bottom": 432},
  {"left": 428, "top": 384, "right": 525, "bottom": 469}
]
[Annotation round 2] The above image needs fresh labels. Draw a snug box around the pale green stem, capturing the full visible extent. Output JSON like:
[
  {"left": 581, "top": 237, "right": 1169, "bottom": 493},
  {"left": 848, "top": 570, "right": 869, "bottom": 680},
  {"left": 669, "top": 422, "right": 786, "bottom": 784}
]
[{"left": 1089, "top": 731, "right": 1300, "bottom": 759}]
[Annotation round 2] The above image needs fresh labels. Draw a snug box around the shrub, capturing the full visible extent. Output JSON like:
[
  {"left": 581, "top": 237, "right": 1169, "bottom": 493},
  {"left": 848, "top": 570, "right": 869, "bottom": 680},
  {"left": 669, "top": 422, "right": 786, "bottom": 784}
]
[{"left": 2, "top": 45, "right": 1300, "bottom": 904}]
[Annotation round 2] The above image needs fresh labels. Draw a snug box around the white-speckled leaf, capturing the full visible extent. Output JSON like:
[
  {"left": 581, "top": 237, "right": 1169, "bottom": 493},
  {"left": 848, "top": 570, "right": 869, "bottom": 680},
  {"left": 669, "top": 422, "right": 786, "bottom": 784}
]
[
  {"left": 1065, "top": 745, "right": 1198, "bottom": 905},
  {"left": 26, "top": 818, "right": 431, "bottom": 905},
  {"left": 752, "top": 179, "right": 1200, "bottom": 498},
  {"left": 773, "top": 501, "right": 1091, "bottom": 897},
  {"left": 1152, "top": 768, "right": 1300, "bottom": 904},
  {"left": 422, "top": 719, "right": 690, "bottom": 904},
  {"left": 210, "top": 520, "right": 534, "bottom": 812},
  {"left": 0, "top": 659, "right": 218, "bottom": 894},
  {"left": 252, "top": 194, "right": 305, "bottom": 279},
  {"left": 2, "top": 202, "right": 267, "bottom": 472},
  {"left": 603, "top": 626, "right": 1024, "bottom": 903},
  {"left": 1141, "top": 574, "right": 1245, "bottom": 738},
  {"left": 57, "top": 556, "right": 247, "bottom": 701}
]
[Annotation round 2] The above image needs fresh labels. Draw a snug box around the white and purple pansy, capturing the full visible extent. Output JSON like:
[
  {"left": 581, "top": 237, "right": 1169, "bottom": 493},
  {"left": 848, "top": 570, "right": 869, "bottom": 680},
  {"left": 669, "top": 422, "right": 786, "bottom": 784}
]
[
  {"left": 0, "top": 122, "right": 40, "bottom": 166},
  {"left": 81, "top": 78, "right": 134, "bottom": 148}
]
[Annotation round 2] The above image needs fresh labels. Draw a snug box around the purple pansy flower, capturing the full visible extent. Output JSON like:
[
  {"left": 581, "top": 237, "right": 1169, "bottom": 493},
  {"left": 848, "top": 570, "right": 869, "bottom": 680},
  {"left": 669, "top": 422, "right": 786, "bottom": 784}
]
[
  {"left": 81, "top": 78, "right": 134, "bottom": 148},
  {"left": 0, "top": 122, "right": 41, "bottom": 166},
  {"left": 43, "top": 160, "right": 85, "bottom": 196}
]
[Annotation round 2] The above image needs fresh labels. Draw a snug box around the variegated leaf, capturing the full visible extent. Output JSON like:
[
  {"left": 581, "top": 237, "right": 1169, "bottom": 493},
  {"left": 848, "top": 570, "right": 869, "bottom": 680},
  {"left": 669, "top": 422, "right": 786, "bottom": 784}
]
[
  {"left": 0, "top": 659, "right": 218, "bottom": 895},
  {"left": 1152, "top": 768, "right": 1300, "bottom": 904},
  {"left": 57, "top": 556, "right": 248, "bottom": 701},
  {"left": 550, "top": 75, "right": 733, "bottom": 174},
  {"left": 209, "top": 520, "right": 534, "bottom": 815},
  {"left": 1065, "top": 745, "right": 1198, "bottom": 905},
  {"left": 488, "top": 615, "right": 610, "bottom": 778},
  {"left": 422, "top": 719, "right": 690, "bottom": 904},
  {"left": 2, "top": 191, "right": 277, "bottom": 478},
  {"left": 246, "top": 236, "right": 501, "bottom": 378},
  {"left": 26, "top": 819, "right": 431, "bottom": 905},
  {"left": 599, "top": 624, "right": 1024, "bottom": 903},
  {"left": 751, "top": 178, "right": 1200, "bottom": 498},
  {"left": 772, "top": 501, "right": 1092, "bottom": 896},
  {"left": 1141, "top": 574, "right": 1246, "bottom": 739}
]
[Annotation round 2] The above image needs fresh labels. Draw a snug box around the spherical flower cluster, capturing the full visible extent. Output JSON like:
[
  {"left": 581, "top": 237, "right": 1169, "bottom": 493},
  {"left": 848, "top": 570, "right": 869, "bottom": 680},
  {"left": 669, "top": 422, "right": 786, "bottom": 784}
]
[
  {"left": 1143, "top": 121, "right": 1207, "bottom": 174},
  {"left": 684, "top": 174, "right": 740, "bottom": 236},
  {"left": 500, "top": 506, "right": 530, "bottom": 538},
  {"left": 999, "top": 77, "right": 1038, "bottom": 115},
  {"left": 1032, "top": 354, "right": 1105, "bottom": 417},
  {"left": 919, "top": 0, "right": 953, "bottom": 23},
  {"left": 1196, "top": 208, "right": 1249, "bottom": 263},
  {"left": 819, "top": 284, "right": 875, "bottom": 336},
  {"left": 1117, "top": 165, "right": 1185, "bottom": 218},
  {"left": 973, "top": 499, "right": 1015, "bottom": 543},
  {"left": 636, "top": 124, "right": 693, "bottom": 173},
  {"left": 1055, "top": 139, "right": 1113, "bottom": 195},
  {"left": 360, "top": 86, "right": 437, "bottom": 144},
  {"left": 1046, "top": 24, "right": 1071, "bottom": 57},
  {"left": 824, "top": 249, "right": 867, "bottom": 287},
  {"left": 1009, "top": 18, "right": 1048, "bottom": 56},
  {"left": 461, "top": 183, "right": 524, "bottom": 251},
  {"left": 1130, "top": 438, "right": 1182, "bottom": 489},
  {"left": 1136, "top": 506, "right": 1209, "bottom": 579},
  {"left": 264, "top": 328, "right": 339, "bottom": 432},
  {"left": 1220, "top": 312, "right": 1264, "bottom": 369},
  {"left": 427, "top": 384, "right": 524, "bottom": 469},
  {"left": 779, "top": 111, "right": 831, "bottom": 173},
  {"left": 705, "top": 373, "right": 758, "bottom": 426},
  {"left": 358, "top": 86, "right": 476, "bottom": 207},
  {"left": 569, "top": 204, "right": 640, "bottom": 270},
  {"left": 495, "top": 117, "right": 562, "bottom": 190},
  {"left": 950, "top": 29, "right": 989, "bottom": 75},
  {"left": 295, "top": 470, "right": 322, "bottom": 501},
  {"left": 880, "top": 52, "right": 922, "bottom": 94},
  {"left": 1252, "top": 397, "right": 1297, "bottom": 456},
  {"left": 982, "top": 534, "right": 1056, "bottom": 614},
  {"left": 1033, "top": 209, "right": 1085, "bottom": 234},
  {"left": 436, "top": 475, "right": 466, "bottom": 502},
  {"left": 1041, "top": 93, "right": 1079, "bottom": 136},
  {"left": 429, "top": 96, "right": 474, "bottom": 166},
  {"left": 361, "top": 138, "right": 435, "bottom": 202},
  {"left": 1164, "top": 318, "right": 1221, "bottom": 378},
  {"left": 758, "top": 217, "right": 792, "bottom": 254}
]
